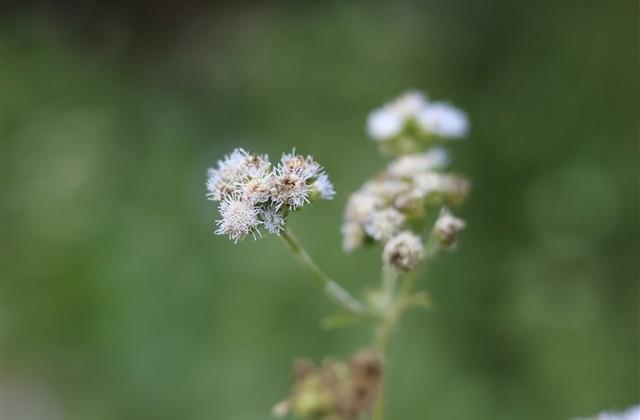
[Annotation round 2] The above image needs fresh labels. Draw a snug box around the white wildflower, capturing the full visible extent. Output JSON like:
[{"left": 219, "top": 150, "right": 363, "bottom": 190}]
[
  {"left": 393, "top": 188, "right": 424, "bottom": 214},
  {"left": 412, "top": 172, "right": 469, "bottom": 201},
  {"left": 271, "top": 171, "right": 311, "bottom": 210},
  {"left": 271, "top": 150, "right": 333, "bottom": 208},
  {"left": 383, "top": 231, "right": 424, "bottom": 271},
  {"left": 238, "top": 173, "right": 273, "bottom": 204},
  {"left": 341, "top": 222, "right": 366, "bottom": 252},
  {"left": 366, "top": 91, "right": 469, "bottom": 144},
  {"left": 364, "top": 208, "right": 406, "bottom": 241},
  {"left": 417, "top": 102, "right": 469, "bottom": 139},
  {"left": 413, "top": 172, "right": 446, "bottom": 196},
  {"left": 345, "top": 191, "right": 382, "bottom": 223},
  {"left": 207, "top": 148, "right": 271, "bottom": 201},
  {"left": 364, "top": 179, "right": 410, "bottom": 205},
  {"left": 312, "top": 173, "right": 336, "bottom": 200},
  {"left": 243, "top": 153, "right": 271, "bottom": 178},
  {"left": 206, "top": 170, "right": 233, "bottom": 202},
  {"left": 386, "top": 147, "right": 449, "bottom": 178},
  {"left": 261, "top": 206, "right": 286, "bottom": 235},
  {"left": 433, "top": 208, "right": 466, "bottom": 247},
  {"left": 366, "top": 108, "right": 403, "bottom": 141},
  {"left": 215, "top": 195, "right": 261, "bottom": 242},
  {"left": 366, "top": 91, "right": 427, "bottom": 141},
  {"left": 390, "top": 91, "right": 428, "bottom": 117},
  {"left": 207, "top": 147, "right": 336, "bottom": 242},
  {"left": 278, "top": 150, "right": 322, "bottom": 179}
]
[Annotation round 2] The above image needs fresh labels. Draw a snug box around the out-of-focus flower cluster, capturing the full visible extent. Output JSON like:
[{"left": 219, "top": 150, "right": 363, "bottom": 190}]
[
  {"left": 366, "top": 91, "right": 469, "bottom": 155},
  {"left": 207, "top": 148, "right": 335, "bottom": 242},
  {"left": 344, "top": 90, "right": 470, "bottom": 271},
  {"left": 273, "top": 349, "right": 382, "bottom": 420},
  {"left": 342, "top": 147, "right": 469, "bottom": 269}
]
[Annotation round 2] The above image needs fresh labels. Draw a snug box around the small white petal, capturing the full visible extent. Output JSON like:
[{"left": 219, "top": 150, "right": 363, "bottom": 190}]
[
  {"left": 366, "top": 108, "right": 403, "bottom": 141},
  {"left": 312, "top": 173, "right": 336, "bottom": 200},
  {"left": 387, "top": 147, "right": 450, "bottom": 178},
  {"left": 417, "top": 102, "right": 469, "bottom": 139},
  {"left": 389, "top": 90, "right": 428, "bottom": 119}
]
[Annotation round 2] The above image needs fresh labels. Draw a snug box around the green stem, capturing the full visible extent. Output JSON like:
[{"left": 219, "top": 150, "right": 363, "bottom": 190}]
[
  {"left": 280, "top": 229, "right": 367, "bottom": 315},
  {"left": 373, "top": 316, "right": 392, "bottom": 420},
  {"left": 373, "top": 268, "right": 398, "bottom": 420},
  {"left": 373, "top": 267, "right": 422, "bottom": 420},
  {"left": 373, "top": 218, "right": 445, "bottom": 419}
]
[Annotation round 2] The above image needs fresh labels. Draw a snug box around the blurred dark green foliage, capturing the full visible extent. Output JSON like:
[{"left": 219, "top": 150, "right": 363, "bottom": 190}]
[{"left": 2, "top": 1, "right": 638, "bottom": 419}]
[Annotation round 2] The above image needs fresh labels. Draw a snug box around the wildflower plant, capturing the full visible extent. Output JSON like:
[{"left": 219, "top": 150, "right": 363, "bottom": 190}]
[{"left": 206, "top": 90, "right": 471, "bottom": 419}]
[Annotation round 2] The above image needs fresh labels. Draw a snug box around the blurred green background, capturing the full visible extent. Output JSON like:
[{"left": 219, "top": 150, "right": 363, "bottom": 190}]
[{"left": 2, "top": 1, "right": 638, "bottom": 419}]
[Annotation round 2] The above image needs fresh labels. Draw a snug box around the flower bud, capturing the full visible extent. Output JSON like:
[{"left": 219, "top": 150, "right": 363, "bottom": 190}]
[
  {"left": 383, "top": 231, "right": 424, "bottom": 271},
  {"left": 434, "top": 209, "right": 466, "bottom": 248}
]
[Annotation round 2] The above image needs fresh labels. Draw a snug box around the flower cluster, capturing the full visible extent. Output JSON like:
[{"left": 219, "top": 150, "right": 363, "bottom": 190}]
[
  {"left": 273, "top": 349, "right": 382, "bottom": 420},
  {"left": 343, "top": 90, "right": 470, "bottom": 271},
  {"left": 366, "top": 91, "right": 469, "bottom": 155},
  {"left": 207, "top": 148, "right": 334, "bottom": 242},
  {"left": 342, "top": 147, "right": 469, "bottom": 269}
]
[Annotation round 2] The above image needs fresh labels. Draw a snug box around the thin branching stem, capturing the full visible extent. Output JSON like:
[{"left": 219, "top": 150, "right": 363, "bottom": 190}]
[{"left": 280, "top": 228, "right": 367, "bottom": 315}]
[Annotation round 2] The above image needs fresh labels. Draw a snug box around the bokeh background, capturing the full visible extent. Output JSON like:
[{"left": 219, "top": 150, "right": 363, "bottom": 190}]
[{"left": 2, "top": 1, "right": 638, "bottom": 419}]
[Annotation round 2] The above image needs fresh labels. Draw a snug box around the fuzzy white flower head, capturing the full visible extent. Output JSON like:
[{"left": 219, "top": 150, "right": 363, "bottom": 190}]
[
  {"left": 207, "top": 148, "right": 272, "bottom": 201},
  {"left": 434, "top": 208, "right": 466, "bottom": 248},
  {"left": 206, "top": 149, "right": 248, "bottom": 201},
  {"left": 215, "top": 195, "right": 261, "bottom": 242},
  {"left": 389, "top": 91, "right": 428, "bottom": 118},
  {"left": 386, "top": 147, "right": 450, "bottom": 178},
  {"left": 312, "top": 173, "right": 336, "bottom": 200},
  {"left": 261, "top": 205, "right": 286, "bottom": 235},
  {"left": 366, "top": 91, "right": 428, "bottom": 142},
  {"left": 243, "top": 153, "right": 272, "bottom": 178},
  {"left": 417, "top": 102, "right": 469, "bottom": 139},
  {"left": 271, "top": 150, "right": 334, "bottom": 209},
  {"left": 364, "top": 179, "right": 410, "bottom": 204},
  {"left": 393, "top": 188, "right": 425, "bottom": 213},
  {"left": 278, "top": 150, "right": 322, "bottom": 179},
  {"left": 383, "top": 231, "right": 424, "bottom": 271},
  {"left": 345, "top": 191, "right": 382, "bottom": 223},
  {"left": 364, "top": 208, "right": 406, "bottom": 241},
  {"left": 366, "top": 108, "right": 403, "bottom": 141},
  {"left": 238, "top": 172, "right": 273, "bottom": 204},
  {"left": 412, "top": 172, "right": 446, "bottom": 197},
  {"left": 208, "top": 147, "right": 335, "bottom": 242},
  {"left": 271, "top": 171, "right": 311, "bottom": 210}
]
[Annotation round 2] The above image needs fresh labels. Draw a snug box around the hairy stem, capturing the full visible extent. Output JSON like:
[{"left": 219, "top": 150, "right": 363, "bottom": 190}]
[{"left": 280, "top": 229, "right": 367, "bottom": 315}]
